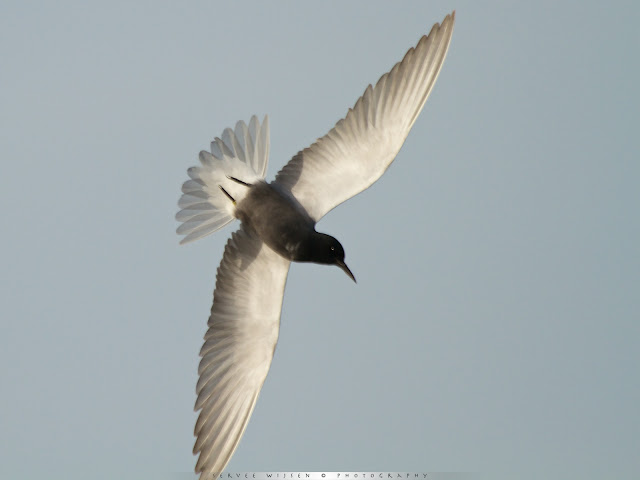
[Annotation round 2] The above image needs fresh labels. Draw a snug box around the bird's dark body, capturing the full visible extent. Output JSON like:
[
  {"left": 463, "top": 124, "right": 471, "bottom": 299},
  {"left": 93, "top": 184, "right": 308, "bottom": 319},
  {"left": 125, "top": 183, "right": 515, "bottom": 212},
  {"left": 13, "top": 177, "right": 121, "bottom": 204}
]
[
  {"left": 235, "top": 182, "right": 315, "bottom": 262},
  {"left": 234, "top": 181, "right": 353, "bottom": 280}
]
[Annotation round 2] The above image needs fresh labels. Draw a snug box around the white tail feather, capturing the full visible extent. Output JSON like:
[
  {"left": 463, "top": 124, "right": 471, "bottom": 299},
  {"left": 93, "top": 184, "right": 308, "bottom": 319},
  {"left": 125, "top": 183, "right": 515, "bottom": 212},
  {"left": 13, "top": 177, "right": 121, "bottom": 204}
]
[{"left": 176, "top": 115, "right": 270, "bottom": 244}]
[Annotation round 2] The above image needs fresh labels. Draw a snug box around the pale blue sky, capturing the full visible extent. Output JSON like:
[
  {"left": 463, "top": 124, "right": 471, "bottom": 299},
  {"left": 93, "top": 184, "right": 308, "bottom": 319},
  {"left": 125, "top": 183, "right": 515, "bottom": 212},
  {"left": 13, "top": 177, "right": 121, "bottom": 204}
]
[{"left": 1, "top": 1, "right": 638, "bottom": 479}]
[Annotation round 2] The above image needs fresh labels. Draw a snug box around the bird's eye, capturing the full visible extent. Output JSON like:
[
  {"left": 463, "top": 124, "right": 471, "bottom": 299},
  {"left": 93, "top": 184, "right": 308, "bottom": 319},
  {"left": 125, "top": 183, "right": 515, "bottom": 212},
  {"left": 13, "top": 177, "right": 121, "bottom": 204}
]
[{"left": 330, "top": 246, "right": 335, "bottom": 251}]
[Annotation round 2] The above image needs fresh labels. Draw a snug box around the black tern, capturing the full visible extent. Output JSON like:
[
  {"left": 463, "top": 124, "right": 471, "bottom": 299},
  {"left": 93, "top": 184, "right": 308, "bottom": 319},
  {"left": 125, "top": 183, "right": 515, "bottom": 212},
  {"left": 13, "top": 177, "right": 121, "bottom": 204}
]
[{"left": 177, "top": 12, "right": 455, "bottom": 477}]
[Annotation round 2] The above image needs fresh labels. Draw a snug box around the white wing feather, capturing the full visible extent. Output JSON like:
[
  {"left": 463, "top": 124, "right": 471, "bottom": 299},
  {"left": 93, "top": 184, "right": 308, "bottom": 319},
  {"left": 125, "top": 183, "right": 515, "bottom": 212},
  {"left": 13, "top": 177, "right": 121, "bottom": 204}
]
[
  {"left": 193, "top": 227, "right": 290, "bottom": 477},
  {"left": 275, "top": 12, "right": 455, "bottom": 221}
]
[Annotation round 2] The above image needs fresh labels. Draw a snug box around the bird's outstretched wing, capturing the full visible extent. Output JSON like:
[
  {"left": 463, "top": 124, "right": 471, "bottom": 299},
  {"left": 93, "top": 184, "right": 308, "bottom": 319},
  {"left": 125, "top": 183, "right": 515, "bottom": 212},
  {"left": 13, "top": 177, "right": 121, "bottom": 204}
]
[
  {"left": 193, "top": 226, "right": 290, "bottom": 477},
  {"left": 274, "top": 12, "right": 455, "bottom": 222}
]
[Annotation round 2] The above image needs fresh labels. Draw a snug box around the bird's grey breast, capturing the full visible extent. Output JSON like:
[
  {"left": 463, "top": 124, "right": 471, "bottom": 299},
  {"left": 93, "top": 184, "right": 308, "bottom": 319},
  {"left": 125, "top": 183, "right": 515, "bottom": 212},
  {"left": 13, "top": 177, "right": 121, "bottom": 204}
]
[{"left": 235, "top": 182, "right": 315, "bottom": 261}]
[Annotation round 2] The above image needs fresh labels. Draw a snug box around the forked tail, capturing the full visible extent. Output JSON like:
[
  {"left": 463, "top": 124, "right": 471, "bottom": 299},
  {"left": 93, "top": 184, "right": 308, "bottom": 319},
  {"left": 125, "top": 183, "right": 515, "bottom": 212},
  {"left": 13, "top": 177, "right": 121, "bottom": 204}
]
[{"left": 176, "top": 115, "right": 270, "bottom": 244}]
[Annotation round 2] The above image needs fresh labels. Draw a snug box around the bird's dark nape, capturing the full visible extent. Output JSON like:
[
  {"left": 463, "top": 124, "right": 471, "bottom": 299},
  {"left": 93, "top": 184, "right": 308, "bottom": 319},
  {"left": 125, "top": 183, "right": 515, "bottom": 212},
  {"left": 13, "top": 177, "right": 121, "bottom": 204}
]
[{"left": 310, "top": 232, "right": 356, "bottom": 282}]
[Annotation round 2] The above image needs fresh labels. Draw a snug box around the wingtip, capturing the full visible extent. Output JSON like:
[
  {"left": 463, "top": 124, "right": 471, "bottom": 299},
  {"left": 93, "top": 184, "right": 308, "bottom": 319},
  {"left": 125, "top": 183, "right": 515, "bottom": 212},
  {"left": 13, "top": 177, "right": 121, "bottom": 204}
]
[{"left": 441, "top": 10, "right": 455, "bottom": 28}]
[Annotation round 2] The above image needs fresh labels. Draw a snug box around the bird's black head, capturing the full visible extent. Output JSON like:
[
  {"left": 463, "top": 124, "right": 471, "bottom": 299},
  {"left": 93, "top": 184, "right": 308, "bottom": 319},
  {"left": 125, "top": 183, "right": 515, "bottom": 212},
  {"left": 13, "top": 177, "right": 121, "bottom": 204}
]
[{"left": 311, "top": 233, "right": 356, "bottom": 283}]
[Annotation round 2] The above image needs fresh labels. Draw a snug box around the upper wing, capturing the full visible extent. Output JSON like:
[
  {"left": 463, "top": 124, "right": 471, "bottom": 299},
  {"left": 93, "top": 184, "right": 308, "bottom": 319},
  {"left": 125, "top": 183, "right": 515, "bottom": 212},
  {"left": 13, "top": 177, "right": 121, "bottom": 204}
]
[
  {"left": 193, "top": 226, "right": 290, "bottom": 477},
  {"left": 274, "top": 12, "right": 455, "bottom": 221}
]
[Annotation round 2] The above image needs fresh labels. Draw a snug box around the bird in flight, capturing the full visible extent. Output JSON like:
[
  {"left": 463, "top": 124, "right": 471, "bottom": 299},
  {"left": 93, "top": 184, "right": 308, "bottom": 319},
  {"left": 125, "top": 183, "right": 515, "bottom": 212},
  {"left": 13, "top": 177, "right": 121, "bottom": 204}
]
[{"left": 177, "top": 11, "right": 455, "bottom": 477}]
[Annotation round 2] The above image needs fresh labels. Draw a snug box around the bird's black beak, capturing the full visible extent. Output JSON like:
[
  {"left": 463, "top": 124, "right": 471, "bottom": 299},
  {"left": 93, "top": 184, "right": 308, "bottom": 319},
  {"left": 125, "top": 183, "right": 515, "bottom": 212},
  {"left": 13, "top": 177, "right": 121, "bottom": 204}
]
[{"left": 336, "top": 259, "right": 356, "bottom": 283}]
